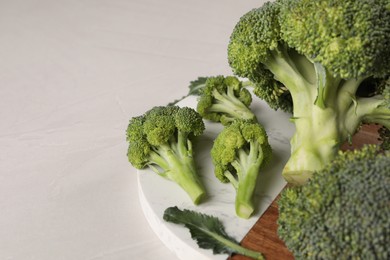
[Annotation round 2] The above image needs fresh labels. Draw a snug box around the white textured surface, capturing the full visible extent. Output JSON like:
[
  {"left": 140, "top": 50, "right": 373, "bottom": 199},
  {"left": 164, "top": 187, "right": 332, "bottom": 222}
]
[
  {"left": 0, "top": 0, "right": 275, "bottom": 259},
  {"left": 139, "top": 95, "right": 294, "bottom": 260}
]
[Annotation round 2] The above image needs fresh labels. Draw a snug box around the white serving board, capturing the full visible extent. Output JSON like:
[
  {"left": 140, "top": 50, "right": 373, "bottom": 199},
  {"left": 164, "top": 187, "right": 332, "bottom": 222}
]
[{"left": 137, "top": 94, "right": 294, "bottom": 260}]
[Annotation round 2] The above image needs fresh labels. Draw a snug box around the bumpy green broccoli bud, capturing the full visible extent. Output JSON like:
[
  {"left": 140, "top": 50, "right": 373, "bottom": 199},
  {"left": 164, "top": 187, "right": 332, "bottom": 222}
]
[
  {"left": 228, "top": 3, "right": 281, "bottom": 80},
  {"left": 227, "top": 2, "right": 294, "bottom": 113},
  {"left": 279, "top": 0, "right": 390, "bottom": 79},
  {"left": 126, "top": 106, "right": 206, "bottom": 204},
  {"left": 278, "top": 145, "right": 390, "bottom": 259},
  {"left": 196, "top": 76, "right": 256, "bottom": 125},
  {"left": 211, "top": 119, "right": 272, "bottom": 218},
  {"left": 127, "top": 139, "right": 151, "bottom": 169},
  {"left": 252, "top": 72, "right": 293, "bottom": 113},
  {"left": 175, "top": 106, "right": 205, "bottom": 136}
]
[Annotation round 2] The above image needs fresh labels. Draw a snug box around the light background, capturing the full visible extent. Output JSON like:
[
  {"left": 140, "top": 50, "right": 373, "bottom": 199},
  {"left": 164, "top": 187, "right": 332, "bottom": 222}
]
[{"left": 0, "top": 1, "right": 265, "bottom": 259}]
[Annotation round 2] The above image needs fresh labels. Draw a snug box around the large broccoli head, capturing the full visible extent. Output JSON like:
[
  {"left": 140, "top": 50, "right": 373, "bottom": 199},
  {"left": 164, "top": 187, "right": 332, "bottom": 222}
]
[
  {"left": 211, "top": 119, "right": 272, "bottom": 218},
  {"left": 126, "top": 105, "right": 206, "bottom": 204},
  {"left": 228, "top": 0, "right": 390, "bottom": 185},
  {"left": 278, "top": 145, "right": 390, "bottom": 259}
]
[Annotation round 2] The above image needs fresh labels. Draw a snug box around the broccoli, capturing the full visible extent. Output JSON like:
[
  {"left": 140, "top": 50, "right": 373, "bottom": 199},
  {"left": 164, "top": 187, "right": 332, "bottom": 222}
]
[
  {"left": 277, "top": 145, "right": 390, "bottom": 259},
  {"left": 126, "top": 106, "right": 206, "bottom": 205},
  {"left": 227, "top": 0, "right": 390, "bottom": 185},
  {"left": 379, "top": 125, "right": 390, "bottom": 150},
  {"left": 210, "top": 119, "right": 272, "bottom": 219},
  {"left": 196, "top": 75, "right": 257, "bottom": 126}
]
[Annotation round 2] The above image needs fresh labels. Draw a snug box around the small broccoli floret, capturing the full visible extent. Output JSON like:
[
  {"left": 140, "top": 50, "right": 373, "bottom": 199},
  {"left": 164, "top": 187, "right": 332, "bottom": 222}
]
[
  {"left": 210, "top": 119, "right": 272, "bottom": 218},
  {"left": 277, "top": 145, "right": 390, "bottom": 259},
  {"left": 126, "top": 106, "right": 206, "bottom": 205},
  {"left": 196, "top": 76, "right": 256, "bottom": 126},
  {"left": 228, "top": 0, "right": 390, "bottom": 185}
]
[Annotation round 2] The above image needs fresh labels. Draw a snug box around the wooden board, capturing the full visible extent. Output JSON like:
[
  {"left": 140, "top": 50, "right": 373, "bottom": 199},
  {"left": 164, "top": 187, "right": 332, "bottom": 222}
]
[{"left": 229, "top": 124, "right": 382, "bottom": 260}]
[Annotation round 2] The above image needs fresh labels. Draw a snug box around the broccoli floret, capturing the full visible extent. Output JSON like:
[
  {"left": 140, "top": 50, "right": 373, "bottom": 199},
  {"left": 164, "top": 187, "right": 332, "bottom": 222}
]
[
  {"left": 227, "top": 0, "right": 390, "bottom": 185},
  {"left": 126, "top": 106, "right": 206, "bottom": 205},
  {"left": 227, "top": 2, "right": 295, "bottom": 114},
  {"left": 210, "top": 119, "right": 272, "bottom": 218},
  {"left": 196, "top": 76, "right": 257, "bottom": 126},
  {"left": 277, "top": 145, "right": 390, "bottom": 259}
]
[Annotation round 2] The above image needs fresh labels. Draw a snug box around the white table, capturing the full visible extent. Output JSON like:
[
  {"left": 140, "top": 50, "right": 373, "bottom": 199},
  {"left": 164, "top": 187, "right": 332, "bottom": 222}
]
[{"left": 0, "top": 1, "right": 265, "bottom": 259}]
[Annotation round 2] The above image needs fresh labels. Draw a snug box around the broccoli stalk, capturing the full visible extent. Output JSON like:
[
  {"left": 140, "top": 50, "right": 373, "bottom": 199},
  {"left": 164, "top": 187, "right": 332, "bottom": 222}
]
[
  {"left": 126, "top": 106, "right": 206, "bottom": 204},
  {"left": 224, "top": 140, "right": 266, "bottom": 218},
  {"left": 227, "top": 0, "right": 390, "bottom": 185},
  {"left": 197, "top": 75, "right": 257, "bottom": 125},
  {"left": 211, "top": 119, "right": 272, "bottom": 218}
]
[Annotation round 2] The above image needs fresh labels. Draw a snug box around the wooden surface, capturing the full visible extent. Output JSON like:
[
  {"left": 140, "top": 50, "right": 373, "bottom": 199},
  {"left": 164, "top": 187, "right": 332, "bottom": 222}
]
[{"left": 229, "top": 124, "right": 382, "bottom": 260}]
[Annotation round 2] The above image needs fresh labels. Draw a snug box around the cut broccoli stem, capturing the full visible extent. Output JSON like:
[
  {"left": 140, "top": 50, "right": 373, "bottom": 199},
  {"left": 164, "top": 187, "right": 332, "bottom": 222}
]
[
  {"left": 149, "top": 143, "right": 205, "bottom": 204},
  {"left": 233, "top": 141, "right": 263, "bottom": 219},
  {"left": 283, "top": 103, "right": 343, "bottom": 185}
]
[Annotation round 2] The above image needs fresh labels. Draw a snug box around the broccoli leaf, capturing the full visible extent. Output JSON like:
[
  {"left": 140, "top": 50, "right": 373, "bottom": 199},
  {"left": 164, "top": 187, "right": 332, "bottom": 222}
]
[
  {"left": 168, "top": 77, "right": 208, "bottom": 106},
  {"left": 188, "top": 77, "right": 208, "bottom": 96},
  {"left": 163, "top": 206, "right": 264, "bottom": 259}
]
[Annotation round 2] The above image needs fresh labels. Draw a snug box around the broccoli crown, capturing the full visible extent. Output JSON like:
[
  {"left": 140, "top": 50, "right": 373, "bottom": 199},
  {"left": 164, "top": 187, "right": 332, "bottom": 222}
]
[
  {"left": 227, "top": 2, "right": 281, "bottom": 80},
  {"left": 278, "top": 145, "right": 390, "bottom": 259},
  {"left": 279, "top": 0, "right": 390, "bottom": 79},
  {"left": 196, "top": 75, "right": 256, "bottom": 125},
  {"left": 211, "top": 119, "right": 272, "bottom": 218},
  {"left": 126, "top": 106, "right": 204, "bottom": 168},
  {"left": 227, "top": 2, "right": 293, "bottom": 113},
  {"left": 211, "top": 119, "right": 271, "bottom": 182}
]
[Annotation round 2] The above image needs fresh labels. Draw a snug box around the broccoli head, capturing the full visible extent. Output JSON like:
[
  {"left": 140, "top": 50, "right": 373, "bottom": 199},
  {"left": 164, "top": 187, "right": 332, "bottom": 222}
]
[
  {"left": 126, "top": 106, "right": 206, "bottom": 205},
  {"left": 210, "top": 119, "right": 272, "bottom": 218},
  {"left": 228, "top": 0, "right": 390, "bottom": 185},
  {"left": 227, "top": 2, "right": 294, "bottom": 113},
  {"left": 196, "top": 75, "right": 256, "bottom": 126},
  {"left": 277, "top": 145, "right": 390, "bottom": 259}
]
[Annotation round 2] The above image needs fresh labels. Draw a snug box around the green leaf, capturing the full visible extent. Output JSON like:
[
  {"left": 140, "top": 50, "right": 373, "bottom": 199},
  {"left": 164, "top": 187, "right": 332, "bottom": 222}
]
[
  {"left": 163, "top": 206, "right": 264, "bottom": 259},
  {"left": 188, "top": 77, "right": 208, "bottom": 96},
  {"left": 168, "top": 77, "right": 208, "bottom": 106}
]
